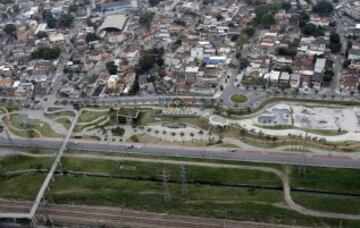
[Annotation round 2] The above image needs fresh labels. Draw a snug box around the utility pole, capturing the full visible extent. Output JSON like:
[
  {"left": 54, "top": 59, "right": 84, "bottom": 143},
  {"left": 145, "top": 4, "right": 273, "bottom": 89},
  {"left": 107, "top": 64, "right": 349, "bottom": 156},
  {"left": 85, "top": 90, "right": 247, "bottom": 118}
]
[
  {"left": 180, "top": 165, "right": 188, "bottom": 195},
  {"left": 4, "top": 128, "right": 17, "bottom": 156},
  {"left": 161, "top": 169, "right": 171, "bottom": 204}
]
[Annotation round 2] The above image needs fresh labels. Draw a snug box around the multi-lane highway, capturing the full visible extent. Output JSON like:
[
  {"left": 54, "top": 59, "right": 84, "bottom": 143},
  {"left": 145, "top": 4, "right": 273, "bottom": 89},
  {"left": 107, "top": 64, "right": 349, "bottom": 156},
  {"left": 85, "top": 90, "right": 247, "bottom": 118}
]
[{"left": 0, "top": 138, "right": 359, "bottom": 169}]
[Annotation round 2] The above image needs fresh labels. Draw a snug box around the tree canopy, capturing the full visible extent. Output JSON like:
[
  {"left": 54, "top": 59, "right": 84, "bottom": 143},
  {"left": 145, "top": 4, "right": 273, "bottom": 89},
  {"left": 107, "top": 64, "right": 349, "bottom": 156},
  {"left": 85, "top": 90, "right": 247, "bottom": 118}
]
[
  {"left": 31, "top": 47, "right": 61, "bottom": 60},
  {"left": 85, "top": 33, "right": 99, "bottom": 43},
  {"left": 139, "top": 11, "right": 155, "bottom": 28},
  {"left": 329, "top": 31, "right": 341, "bottom": 53},
  {"left": 253, "top": 4, "right": 279, "bottom": 28},
  {"left": 301, "top": 23, "right": 325, "bottom": 37},
  {"left": 313, "top": 0, "right": 334, "bottom": 16},
  {"left": 149, "top": 0, "right": 164, "bottom": 7},
  {"left": 3, "top": 23, "right": 16, "bottom": 35},
  {"left": 106, "top": 61, "right": 118, "bottom": 75}
]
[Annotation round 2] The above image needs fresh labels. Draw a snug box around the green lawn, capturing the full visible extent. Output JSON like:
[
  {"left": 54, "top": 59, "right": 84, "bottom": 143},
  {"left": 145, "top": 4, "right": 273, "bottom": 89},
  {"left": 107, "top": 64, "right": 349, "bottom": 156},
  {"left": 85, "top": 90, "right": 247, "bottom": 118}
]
[
  {"left": 292, "top": 192, "right": 360, "bottom": 214},
  {"left": 0, "top": 174, "right": 45, "bottom": 200},
  {"left": 1, "top": 155, "right": 360, "bottom": 227},
  {"left": 56, "top": 117, "right": 72, "bottom": 129},
  {"left": 0, "top": 156, "right": 52, "bottom": 175},
  {"left": 60, "top": 158, "right": 282, "bottom": 187},
  {"left": 160, "top": 117, "right": 210, "bottom": 130},
  {"left": 74, "top": 116, "right": 108, "bottom": 133},
  {"left": 7, "top": 114, "right": 62, "bottom": 138},
  {"left": 45, "top": 110, "right": 75, "bottom": 119},
  {"left": 78, "top": 110, "right": 109, "bottom": 123},
  {"left": 231, "top": 94, "right": 248, "bottom": 103},
  {"left": 289, "top": 166, "right": 360, "bottom": 193},
  {"left": 44, "top": 176, "right": 360, "bottom": 227},
  {"left": 241, "top": 77, "right": 267, "bottom": 86}
]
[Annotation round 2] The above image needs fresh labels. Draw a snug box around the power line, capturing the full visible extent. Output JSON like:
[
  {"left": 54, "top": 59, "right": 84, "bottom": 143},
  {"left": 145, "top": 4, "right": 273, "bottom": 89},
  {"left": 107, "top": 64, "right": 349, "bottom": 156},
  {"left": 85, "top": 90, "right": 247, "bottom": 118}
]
[
  {"left": 161, "top": 169, "right": 171, "bottom": 204},
  {"left": 181, "top": 165, "right": 188, "bottom": 195}
]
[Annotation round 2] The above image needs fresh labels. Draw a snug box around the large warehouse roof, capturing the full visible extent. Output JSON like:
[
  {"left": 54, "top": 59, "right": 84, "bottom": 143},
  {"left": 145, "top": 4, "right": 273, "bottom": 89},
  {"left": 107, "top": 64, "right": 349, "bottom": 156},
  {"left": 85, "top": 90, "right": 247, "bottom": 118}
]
[{"left": 98, "top": 15, "right": 128, "bottom": 32}]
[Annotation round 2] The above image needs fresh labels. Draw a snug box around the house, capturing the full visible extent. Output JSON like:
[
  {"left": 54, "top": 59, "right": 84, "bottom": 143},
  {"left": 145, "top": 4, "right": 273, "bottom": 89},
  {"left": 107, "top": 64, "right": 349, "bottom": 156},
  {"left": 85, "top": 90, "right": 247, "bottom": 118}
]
[
  {"left": 265, "top": 71, "right": 281, "bottom": 86},
  {"left": 279, "top": 72, "right": 291, "bottom": 88},
  {"left": 117, "top": 108, "right": 140, "bottom": 125},
  {"left": 98, "top": 0, "right": 136, "bottom": 14},
  {"left": 204, "top": 56, "right": 227, "bottom": 65},
  {"left": 107, "top": 75, "right": 119, "bottom": 89},
  {"left": 312, "top": 58, "right": 326, "bottom": 88},
  {"left": 348, "top": 49, "right": 360, "bottom": 61},
  {"left": 0, "top": 77, "right": 13, "bottom": 88},
  {"left": 290, "top": 73, "right": 301, "bottom": 88},
  {"left": 340, "top": 75, "right": 359, "bottom": 91}
]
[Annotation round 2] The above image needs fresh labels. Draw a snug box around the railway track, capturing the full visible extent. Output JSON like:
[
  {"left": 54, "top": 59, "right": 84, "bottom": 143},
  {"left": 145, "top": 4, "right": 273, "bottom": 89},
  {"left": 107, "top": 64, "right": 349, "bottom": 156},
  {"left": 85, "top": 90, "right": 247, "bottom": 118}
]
[{"left": 0, "top": 199, "right": 298, "bottom": 228}]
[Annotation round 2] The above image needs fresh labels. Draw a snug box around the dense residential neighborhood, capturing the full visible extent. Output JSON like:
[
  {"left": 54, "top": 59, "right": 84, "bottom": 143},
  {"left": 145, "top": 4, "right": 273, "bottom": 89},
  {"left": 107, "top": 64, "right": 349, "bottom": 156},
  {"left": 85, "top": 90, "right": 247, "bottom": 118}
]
[
  {"left": 0, "top": 0, "right": 357, "bottom": 100},
  {"left": 0, "top": 0, "right": 359, "bottom": 228}
]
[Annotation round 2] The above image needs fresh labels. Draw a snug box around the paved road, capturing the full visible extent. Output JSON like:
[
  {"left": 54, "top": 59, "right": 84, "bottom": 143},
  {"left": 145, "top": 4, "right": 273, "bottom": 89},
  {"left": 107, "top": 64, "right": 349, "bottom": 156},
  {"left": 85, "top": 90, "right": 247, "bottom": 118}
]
[{"left": 0, "top": 138, "right": 359, "bottom": 169}]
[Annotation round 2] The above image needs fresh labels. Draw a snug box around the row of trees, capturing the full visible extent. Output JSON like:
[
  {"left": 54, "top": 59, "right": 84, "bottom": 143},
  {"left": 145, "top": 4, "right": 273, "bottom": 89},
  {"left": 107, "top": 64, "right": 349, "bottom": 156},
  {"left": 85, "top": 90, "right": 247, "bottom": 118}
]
[
  {"left": 31, "top": 47, "right": 61, "bottom": 60},
  {"left": 42, "top": 10, "right": 74, "bottom": 29}
]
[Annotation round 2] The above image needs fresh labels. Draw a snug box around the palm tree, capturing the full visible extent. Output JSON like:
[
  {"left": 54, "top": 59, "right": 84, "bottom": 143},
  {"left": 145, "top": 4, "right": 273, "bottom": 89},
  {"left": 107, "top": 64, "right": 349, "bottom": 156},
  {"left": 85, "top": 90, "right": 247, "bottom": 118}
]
[
  {"left": 198, "top": 130, "right": 204, "bottom": 142},
  {"left": 162, "top": 130, "right": 167, "bottom": 141},
  {"left": 171, "top": 132, "right": 176, "bottom": 142},
  {"left": 189, "top": 132, "right": 194, "bottom": 142},
  {"left": 180, "top": 132, "right": 185, "bottom": 143}
]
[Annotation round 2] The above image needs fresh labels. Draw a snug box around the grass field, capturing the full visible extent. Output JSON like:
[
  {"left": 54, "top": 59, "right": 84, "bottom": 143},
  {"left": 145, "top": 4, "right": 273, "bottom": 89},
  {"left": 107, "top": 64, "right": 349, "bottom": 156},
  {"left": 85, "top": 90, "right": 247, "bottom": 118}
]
[
  {"left": 55, "top": 117, "right": 72, "bottom": 129},
  {"left": 292, "top": 192, "right": 360, "bottom": 214},
  {"left": 78, "top": 110, "right": 109, "bottom": 123},
  {"left": 6, "top": 114, "right": 62, "bottom": 138},
  {"left": 230, "top": 94, "right": 248, "bottom": 103},
  {"left": 60, "top": 158, "right": 282, "bottom": 187},
  {"left": 1, "top": 154, "right": 360, "bottom": 227},
  {"left": 0, "top": 156, "right": 52, "bottom": 175},
  {"left": 289, "top": 166, "right": 360, "bottom": 193},
  {"left": 44, "top": 176, "right": 360, "bottom": 227}
]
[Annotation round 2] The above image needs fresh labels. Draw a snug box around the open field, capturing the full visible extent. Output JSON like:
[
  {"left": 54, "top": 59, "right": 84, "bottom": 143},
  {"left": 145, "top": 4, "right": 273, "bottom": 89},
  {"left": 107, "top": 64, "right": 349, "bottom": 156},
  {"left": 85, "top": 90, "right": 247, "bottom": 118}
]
[{"left": 1, "top": 153, "right": 359, "bottom": 227}]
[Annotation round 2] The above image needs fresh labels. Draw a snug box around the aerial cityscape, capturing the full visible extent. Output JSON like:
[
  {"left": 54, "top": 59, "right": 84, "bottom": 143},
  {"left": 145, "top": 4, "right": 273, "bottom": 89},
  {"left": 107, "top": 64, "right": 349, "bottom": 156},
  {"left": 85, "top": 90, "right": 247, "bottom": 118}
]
[{"left": 0, "top": 0, "right": 359, "bottom": 227}]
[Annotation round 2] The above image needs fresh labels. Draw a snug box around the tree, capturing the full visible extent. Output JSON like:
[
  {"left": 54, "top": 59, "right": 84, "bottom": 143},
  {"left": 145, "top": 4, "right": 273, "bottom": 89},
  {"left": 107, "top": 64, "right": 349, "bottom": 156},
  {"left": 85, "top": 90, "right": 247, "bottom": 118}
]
[
  {"left": 281, "top": 1, "right": 291, "bottom": 11},
  {"left": 3, "top": 23, "right": 16, "bottom": 35},
  {"left": 149, "top": 0, "right": 160, "bottom": 7},
  {"left": 36, "top": 31, "right": 48, "bottom": 39},
  {"left": 276, "top": 65, "right": 293, "bottom": 74},
  {"left": 245, "top": 26, "right": 255, "bottom": 37},
  {"left": 69, "top": 4, "right": 79, "bottom": 13},
  {"left": 216, "top": 14, "right": 224, "bottom": 21},
  {"left": 31, "top": 47, "right": 61, "bottom": 60},
  {"left": 313, "top": 0, "right": 334, "bottom": 16},
  {"left": 106, "top": 61, "right": 118, "bottom": 75},
  {"left": 139, "top": 11, "right": 155, "bottom": 28},
  {"left": 42, "top": 10, "right": 57, "bottom": 28},
  {"left": 85, "top": 33, "right": 99, "bottom": 43},
  {"left": 173, "top": 19, "right": 186, "bottom": 26},
  {"left": 323, "top": 70, "right": 334, "bottom": 86},
  {"left": 301, "top": 23, "right": 325, "bottom": 37},
  {"left": 329, "top": 31, "right": 341, "bottom": 53},
  {"left": 277, "top": 46, "right": 297, "bottom": 57},
  {"left": 239, "top": 58, "right": 249, "bottom": 70},
  {"left": 158, "top": 67, "right": 166, "bottom": 78},
  {"left": 138, "top": 53, "right": 156, "bottom": 72},
  {"left": 253, "top": 4, "right": 279, "bottom": 28},
  {"left": 299, "top": 11, "right": 310, "bottom": 28},
  {"left": 59, "top": 14, "right": 74, "bottom": 28}
]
